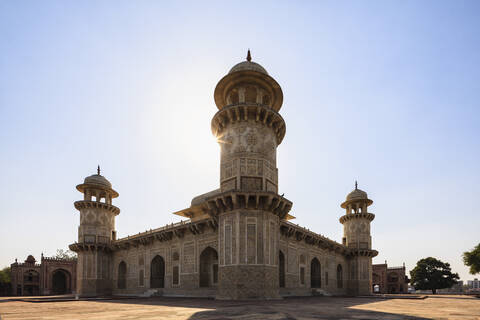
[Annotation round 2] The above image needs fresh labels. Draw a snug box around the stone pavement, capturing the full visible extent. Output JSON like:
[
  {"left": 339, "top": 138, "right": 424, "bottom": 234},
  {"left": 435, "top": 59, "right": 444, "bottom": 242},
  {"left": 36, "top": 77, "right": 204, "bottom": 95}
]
[{"left": 0, "top": 295, "right": 479, "bottom": 320}]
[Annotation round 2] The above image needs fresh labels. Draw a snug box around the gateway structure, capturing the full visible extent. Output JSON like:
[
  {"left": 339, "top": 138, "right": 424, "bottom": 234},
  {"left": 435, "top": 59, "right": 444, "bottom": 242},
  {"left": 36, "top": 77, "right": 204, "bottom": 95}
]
[{"left": 69, "top": 52, "right": 378, "bottom": 299}]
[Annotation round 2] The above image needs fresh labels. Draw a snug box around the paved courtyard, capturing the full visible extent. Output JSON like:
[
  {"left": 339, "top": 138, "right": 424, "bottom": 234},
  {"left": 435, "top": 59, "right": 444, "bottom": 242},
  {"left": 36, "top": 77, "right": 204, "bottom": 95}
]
[{"left": 0, "top": 295, "right": 479, "bottom": 320}]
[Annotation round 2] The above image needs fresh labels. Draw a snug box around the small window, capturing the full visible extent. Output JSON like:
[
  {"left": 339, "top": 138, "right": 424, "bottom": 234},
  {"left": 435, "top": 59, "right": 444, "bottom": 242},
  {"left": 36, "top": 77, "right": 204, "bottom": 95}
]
[
  {"left": 263, "top": 95, "right": 270, "bottom": 105},
  {"left": 139, "top": 269, "right": 144, "bottom": 286},
  {"left": 229, "top": 90, "right": 239, "bottom": 105},
  {"left": 325, "top": 271, "right": 329, "bottom": 286},
  {"left": 299, "top": 254, "right": 306, "bottom": 265},
  {"left": 337, "top": 264, "right": 343, "bottom": 289},
  {"left": 213, "top": 264, "right": 218, "bottom": 284},
  {"left": 173, "top": 266, "right": 179, "bottom": 285},
  {"left": 172, "top": 252, "right": 179, "bottom": 261},
  {"left": 300, "top": 267, "right": 305, "bottom": 285}
]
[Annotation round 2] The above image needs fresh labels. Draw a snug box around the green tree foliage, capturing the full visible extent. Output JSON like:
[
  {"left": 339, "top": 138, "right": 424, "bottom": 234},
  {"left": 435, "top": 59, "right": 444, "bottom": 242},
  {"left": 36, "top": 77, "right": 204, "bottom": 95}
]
[
  {"left": 0, "top": 267, "right": 12, "bottom": 296},
  {"left": 0, "top": 267, "right": 11, "bottom": 284},
  {"left": 463, "top": 243, "right": 480, "bottom": 275},
  {"left": 54, "top": 249, "right": 77, "bottom": 260},
  {"left": 410, "top": 257, "right": 459, "bottom": 294}
]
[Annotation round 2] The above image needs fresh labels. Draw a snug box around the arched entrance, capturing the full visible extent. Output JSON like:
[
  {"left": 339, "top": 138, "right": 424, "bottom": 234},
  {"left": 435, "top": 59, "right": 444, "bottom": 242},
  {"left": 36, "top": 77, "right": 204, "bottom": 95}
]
[
  {"left": 310, "top": 258, "right": 321, "bottom": 288},
  {"left": 199, "top": 247, "right": 218, "bottom": 287},
  {"left": 337, "top": 264, "right": 343, "bottom": 288},
  {"left": 372, "top": 272, "right": 381, "bottom": 293},
  {"left": 52, "top": 269, "right": 70, "bottom": 294},
  {"left": 150, "top": 255, "right": 165, "bottom": 288},
  {"left": 118, "top": 261, "right": 127, "bottom": 289},
  {"left": 279, "top": 250, "right": 285, "bottom": 288}
]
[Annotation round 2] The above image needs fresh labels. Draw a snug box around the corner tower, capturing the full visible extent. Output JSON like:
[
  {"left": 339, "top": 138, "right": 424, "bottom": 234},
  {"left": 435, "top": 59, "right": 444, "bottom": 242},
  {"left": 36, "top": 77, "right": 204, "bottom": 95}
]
[
  {"left": 339, "top": 182, "right": 377, "bottom": 295},
  {"left": 211, "top": 51, "right": 293, "bottom": 299},
  {"left": 69, "top": 167, "right": 120, "bottom": 296}
]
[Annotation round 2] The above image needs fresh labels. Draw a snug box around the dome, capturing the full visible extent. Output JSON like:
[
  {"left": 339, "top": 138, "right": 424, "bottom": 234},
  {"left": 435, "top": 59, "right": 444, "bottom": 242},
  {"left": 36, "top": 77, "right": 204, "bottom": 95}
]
[
  {"left": 229, "top": 61, "right": 268, "bottom": 75},
  {"left": 76, "top": 167, "right": 119, "bottom": 198},
  {"left": 346, "top": 188, "right": 368, "bottom": 201},
  {"left": 340, "top": 182, "right": 373, "bottom": 208},
  {"left": 214, "top": 50, "right": 283, "bottom": 112},
  {"left": 83, "top": 174, "right": 112, "bottom": 189},
  {"left": 25, "top": 255, "right": 36, "bottom": 263},
  {"left": 228, "top": 49, "right": 268, "bottom": 75}
]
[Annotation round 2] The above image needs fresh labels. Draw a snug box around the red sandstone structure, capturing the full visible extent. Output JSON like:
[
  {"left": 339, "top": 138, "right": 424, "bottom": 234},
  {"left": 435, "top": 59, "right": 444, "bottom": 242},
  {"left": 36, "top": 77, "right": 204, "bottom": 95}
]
[
  {"left": 10, "top": 255, "right": 77, "bottom": 296},
  {"left": 372, "top": 262, "right": 409, "bottom": 294}
]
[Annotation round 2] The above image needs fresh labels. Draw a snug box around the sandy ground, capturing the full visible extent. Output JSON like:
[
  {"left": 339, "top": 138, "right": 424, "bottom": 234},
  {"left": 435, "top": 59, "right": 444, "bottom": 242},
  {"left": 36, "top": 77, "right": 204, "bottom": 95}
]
[{"left": 0, "top": 295, "right": 479, "bottom": 320}]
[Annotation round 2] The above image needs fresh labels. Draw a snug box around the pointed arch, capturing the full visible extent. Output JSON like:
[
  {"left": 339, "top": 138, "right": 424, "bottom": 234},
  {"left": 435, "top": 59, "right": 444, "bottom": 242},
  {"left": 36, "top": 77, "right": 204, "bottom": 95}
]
[
  {"left": 52, "top": 269, "right": 71, "bottom": 294},
  {"left": 150, "top": 255, "right": 165, "bottom": 288},
  {"left": 279, "top": 250, "right": 285, "bottom": 288},
  {"left": 117, "top": 261, "right": 127, "bottom": 289},
  {"left": 199, "top": 247, "right": 218, "bottom": 287},
  {"left": 337, "top": 264, "right": 343, "bottom": 288},
  {"left": 310, "top": 258, "right": 321, "bottom": 288}
]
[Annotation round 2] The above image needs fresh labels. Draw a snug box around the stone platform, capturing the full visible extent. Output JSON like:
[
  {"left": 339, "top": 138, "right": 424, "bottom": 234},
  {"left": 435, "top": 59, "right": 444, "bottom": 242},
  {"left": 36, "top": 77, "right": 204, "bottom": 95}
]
[{"left": 0, "top": 295, "right": 479, "bottom": 319}]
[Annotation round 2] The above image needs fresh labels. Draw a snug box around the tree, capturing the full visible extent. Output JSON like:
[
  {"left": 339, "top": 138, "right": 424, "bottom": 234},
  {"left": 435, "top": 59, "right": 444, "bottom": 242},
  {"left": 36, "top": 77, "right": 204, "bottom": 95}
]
[
  {"left": 0, "top": 267, "right": 12, "bottom": 296},
  {"left": 54, "top": 249, "right": 77, "bottom": 260},
  {"left": 410, "top": 257, "right": 459, "bottom": 294},
  {"left": 463, "top": 243, "right": 480, "bottom": 275}
]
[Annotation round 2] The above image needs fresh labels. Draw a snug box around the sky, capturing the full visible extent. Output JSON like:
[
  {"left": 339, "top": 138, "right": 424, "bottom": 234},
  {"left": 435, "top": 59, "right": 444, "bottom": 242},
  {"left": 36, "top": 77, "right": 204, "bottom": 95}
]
[{"left": 0, "top": 1, "right": 479, "bottom": 281}]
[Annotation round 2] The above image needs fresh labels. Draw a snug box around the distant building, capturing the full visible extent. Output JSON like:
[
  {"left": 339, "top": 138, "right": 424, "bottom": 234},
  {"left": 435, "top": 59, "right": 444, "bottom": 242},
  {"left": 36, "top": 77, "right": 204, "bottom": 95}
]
[
  {"left": 10, "top": 255, "right": 77, "bottom": 296},
  {"left": 467, "top": 278, "right": 479, "bottom": 289},
  {"left": 372, "top": 262, "right": 408, "bottom": 294}
]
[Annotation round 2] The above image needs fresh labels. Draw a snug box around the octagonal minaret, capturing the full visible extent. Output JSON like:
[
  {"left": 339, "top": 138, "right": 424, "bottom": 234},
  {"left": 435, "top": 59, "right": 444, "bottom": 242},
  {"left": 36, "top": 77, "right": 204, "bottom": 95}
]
[
  {"left": 209, "top": 51, "right": 292, "bottom": 299},
  {"left": 69, "top": 167, "right": 120, "bottom": 296},
  {"left": 339, "top": 182, "right": 377, "bottom": 295},
  {"left": 212, "top": 50, "right": 285, "bottom": 193}
]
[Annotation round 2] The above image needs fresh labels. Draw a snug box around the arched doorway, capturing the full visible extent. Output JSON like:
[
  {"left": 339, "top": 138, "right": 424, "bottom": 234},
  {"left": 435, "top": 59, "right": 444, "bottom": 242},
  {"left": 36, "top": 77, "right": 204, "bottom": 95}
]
[
  {"left": 372, "top": 272, "right": 381, "bottom": 293},
  {"left": 118, "top": 261, "right": 126, "bottom": 289},
  {"left": 279, "top": 251, "right": 285, "bottom": 288},
  {"left": 199, "top": 247, "right": 218, "bottom": 287},
  {"left": 310, "top": 258, "right": 321, "bottom": 288},
  {"left": 52, "top": 269, "right": 70, "bottom": 294},
  {"left": 150, "top": 255, "right": 165, "bottom": 288},
  {"left": 337, "top": 264, "right": 343, "bottom": 288}
]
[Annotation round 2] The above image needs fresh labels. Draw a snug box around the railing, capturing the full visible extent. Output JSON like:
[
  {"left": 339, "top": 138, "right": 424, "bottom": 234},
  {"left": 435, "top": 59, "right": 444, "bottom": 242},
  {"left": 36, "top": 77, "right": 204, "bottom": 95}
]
[
  {"left": 42, "top": 256, "right": 77, "bottom": 262},
  {"left": 115, "top": 220, "right": 189, "bottom": 242},
  {"left": 282, "top": 220, "right": 343, "bottom": 246}
]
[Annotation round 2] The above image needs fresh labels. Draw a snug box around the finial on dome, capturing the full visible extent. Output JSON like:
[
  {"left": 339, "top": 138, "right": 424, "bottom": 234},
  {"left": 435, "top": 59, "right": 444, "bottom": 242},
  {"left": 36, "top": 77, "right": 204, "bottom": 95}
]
[
  {"left": 246, "top": 49, "right": 252, "bottom": 62},
  {"left": 97, "top": 165, "right": 100, "bottom": 175},
  {"left": 355, "top": 180, "right": 358, "bottom": 190}
]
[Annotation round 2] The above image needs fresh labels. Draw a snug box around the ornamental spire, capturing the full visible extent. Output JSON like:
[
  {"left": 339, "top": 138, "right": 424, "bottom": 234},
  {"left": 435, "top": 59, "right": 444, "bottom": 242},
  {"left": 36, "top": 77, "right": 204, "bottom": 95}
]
[
  {"left": 97, "top": 165, "right": 101, "bottom": 175},
  {"left": 246, "top": 49, "right": 252, "bottom": 62},
  {"left": 355, "top": 180, "right": 358, "bottom": 190}
]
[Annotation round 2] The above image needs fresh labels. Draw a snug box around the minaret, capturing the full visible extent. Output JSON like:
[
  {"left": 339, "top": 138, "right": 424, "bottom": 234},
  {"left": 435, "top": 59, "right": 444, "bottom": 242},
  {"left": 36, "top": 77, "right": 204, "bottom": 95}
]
[
  {"left": 339, "top": 182, "right": 377, "bottom": 295},
  {"left": 211, "top": 51, "right": 292, "bottom": 299},
  {"left": 213, "top": 50, "right": 285, "bottom": 193},
  {"left": 69, "top": 167, "right": 120, "bottom": 296}
]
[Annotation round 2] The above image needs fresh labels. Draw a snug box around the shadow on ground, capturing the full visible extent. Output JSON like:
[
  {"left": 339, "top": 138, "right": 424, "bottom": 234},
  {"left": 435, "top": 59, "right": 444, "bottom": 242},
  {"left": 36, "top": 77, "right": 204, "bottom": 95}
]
[{"left": 94, "top": 296, "right": 431, "bottom": 320}]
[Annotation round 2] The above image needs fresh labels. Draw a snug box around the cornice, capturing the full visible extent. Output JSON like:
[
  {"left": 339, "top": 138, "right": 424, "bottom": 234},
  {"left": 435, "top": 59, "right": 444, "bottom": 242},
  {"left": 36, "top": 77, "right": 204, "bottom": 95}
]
[{"left": 211, "top": 104, "right": 286, "bottom": 145}]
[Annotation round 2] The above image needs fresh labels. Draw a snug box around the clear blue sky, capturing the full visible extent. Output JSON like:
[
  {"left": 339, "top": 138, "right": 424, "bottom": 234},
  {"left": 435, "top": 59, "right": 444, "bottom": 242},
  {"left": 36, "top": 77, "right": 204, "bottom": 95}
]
[{"left": 1, "top": 1, "right": 479, "bottom": 281}]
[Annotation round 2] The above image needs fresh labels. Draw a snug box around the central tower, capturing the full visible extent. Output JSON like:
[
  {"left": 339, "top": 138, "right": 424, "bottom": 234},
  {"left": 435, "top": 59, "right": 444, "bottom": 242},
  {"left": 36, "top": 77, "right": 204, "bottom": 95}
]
[
  {"left": 213, "top": 50, "right": 285, "bottom": 194},
  {"left": 211, "top": 51, "right": 292, "bottom": 299}
]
